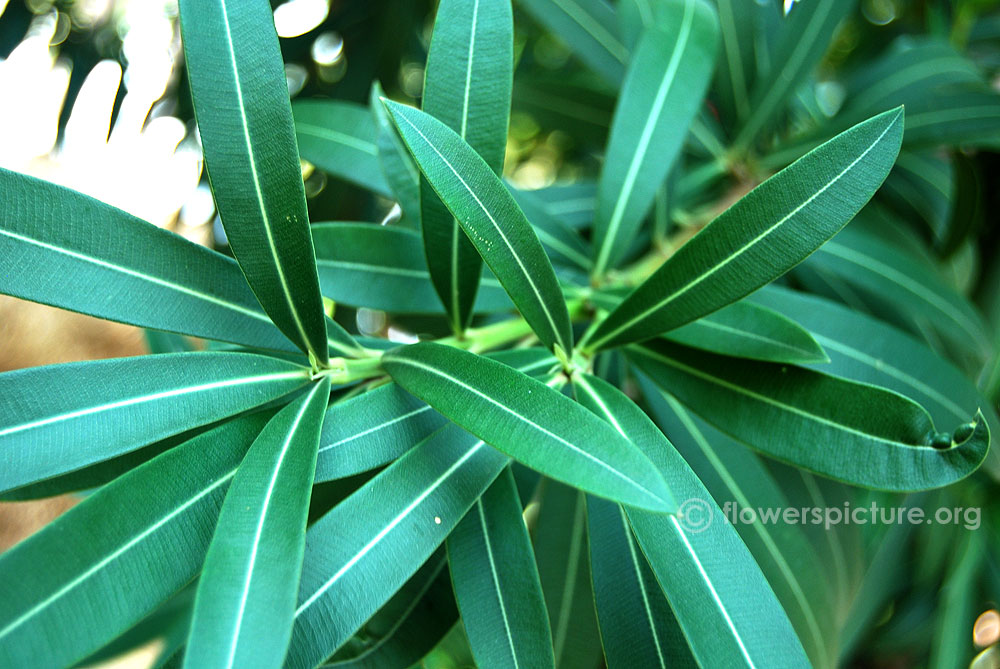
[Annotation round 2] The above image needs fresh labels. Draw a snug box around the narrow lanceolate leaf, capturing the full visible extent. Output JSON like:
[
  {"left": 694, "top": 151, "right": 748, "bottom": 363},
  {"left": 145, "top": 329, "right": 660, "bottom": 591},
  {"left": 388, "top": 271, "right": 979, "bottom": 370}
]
[
  {"left": 448, "top": 468, "right": 554, "bottom": 669},
  {"left": 735, "top": 0, "right": 856, "bottom": 150},
  {"left": 315, "top": 349, "right": 557, "bottom": 482},
  {"left": 0, "top": 414, "right": 269, "bottom": 668},
  {"left": 385, "top": 102, "right": 573, "bottom": 354},
  {"left": 663, "top": 300, "right": 828, "bottom": 364},
  {"left": 711, "top": 0, "right": 761, "bottom": 125},
  {"left": 383, "top": 342, "right": 674, "bottom": 511},
  {"left": 286, "top": 424, "right": 508, "bottom": 669},
  {"left": 184, "top": 379, "right": 329, "bottom": 669},
  {"left": 571, "top": 373, "right": 809, "bottom": 667},
  {"left": 370, "top": 82, "right": 421, "bottom": 223},
  {"left": 508, "top": 185, "right": 593, "bottom": 271},
  {"left": 293, "top": 100, "right": 391, "bottom": 196},
  {"left": 312, "top": 223, "right": 512, "bottom": 314},
  {"left": 586, "top": 494, "right": 693, "bottom": 668},
  {"left": 592, "top": 0, "right": 718, "bottom": 276},
  {"left": 929, "top": 530, "right": 984, "bottom": 669},
  {"left": 323, "top": 553, "right": 458, "bottom": 668},
  {"left": 533, "top": 480, "right": 603, "bottom": 668},
  {"left": 179, "top": 0, "right": 329, "bottom": 363},
  {"left": 584, "top": 107, "right": 904, "bottom": 352},
  {"left": 637, "top": 381, "right": 836, "bottom": 668},
  {"left": 630, "top": 339, "right": 990, "bottom": 491},
  {"left": 421, "top": 0, "right": 513, "bottom": 332},
  {"left": 0, "top": 352, "right": 310, "bottom": 493},
  {"left": 518, "top": 0, "right": 625, "bottom": 84},
  {"left": 0, "top": 169, "right": 295, "bottom": 353}
]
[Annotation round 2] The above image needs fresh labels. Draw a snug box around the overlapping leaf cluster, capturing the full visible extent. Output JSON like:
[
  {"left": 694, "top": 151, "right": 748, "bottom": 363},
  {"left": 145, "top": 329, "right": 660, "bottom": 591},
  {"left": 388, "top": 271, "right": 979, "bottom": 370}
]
[{"left": 1, "top": 0, "right": 998, "bottom": 667}]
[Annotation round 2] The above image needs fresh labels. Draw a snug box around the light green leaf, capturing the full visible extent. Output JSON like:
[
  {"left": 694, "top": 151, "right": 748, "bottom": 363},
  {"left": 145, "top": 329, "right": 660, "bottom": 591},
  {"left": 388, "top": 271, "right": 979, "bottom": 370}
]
[
  {"left": 184, "top": 379, "right": 329, "bottom": 669},
  {"left": 0, "top": 352, "right": 310, "bottom": 493},
  {"left": 517, "top": 0, "right": 625, "bottom": 85},
  {"left": 179, "top": 0, "right": 329, "bottom": 363},
  {"left": 571, "top": 373, "right": 810, "bottom": 667},
  {"left": 799, "top": 223, "right": 993, "bottom": 363},
  {"left": 312, "top": 223, "right": 512, "bottom": 314},
  {"left": 584, "top": 107, "right": 904, "bottom": 352},
  {"left": 637, "top": 382, "right": 837, "bottom": 668},
  {"left": 293, "top": 99, "right": 391, "bottom": 196},
  {"left": 630, "top": 339, "right": 990, "bottom": 491},
  {"left": 532, "top": 480, "right": 603, "bottom": 668},
  {"left": 420, "top": 0, "right": 513, "bottom": 332},
  {"left": 384, "top": 102, "right": 573, "bottom": 353},
  {"left": 382, "top": 342, "right": 674, "bottom": 511},
  {"left": 0, "top": 414, "right": 268, "bottom": 668},
  {"left": 663, "top": 300, "right": 828, "bottom": 364},
  {"left": 929, "top": 529, "right": 983, "bottom": 668},
  {"left": 592, "top": 0, "right": 718, "bottom": 276},
  {"left": 448, "top": 467, "right": 554, "bottom": 668},
  {"left": 315, "top": 348, "right": 556, "bottom": 482},
  {"left": 369, "top": 82, "right": 421, "bottom": 223},
  {"left": 322, "top": 553, "right": 457, "bottom": 668},
  {"left": 734, "top": 0, "right": 855, "bottom": 150},
  {"left": 285, "top": 423, "right": 508, "bottom": 669},
  {"left": 0, "top": 169, "right": 296, "bottom": 354},
  {"left": 586, "top": 494, "right": 694, "bottom": 668}
]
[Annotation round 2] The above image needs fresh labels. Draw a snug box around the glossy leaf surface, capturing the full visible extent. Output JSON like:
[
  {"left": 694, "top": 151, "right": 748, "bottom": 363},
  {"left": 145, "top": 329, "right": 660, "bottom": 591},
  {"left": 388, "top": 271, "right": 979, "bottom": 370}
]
[{"left": 293, "top": 100, "right": 390, "bottom": 195}]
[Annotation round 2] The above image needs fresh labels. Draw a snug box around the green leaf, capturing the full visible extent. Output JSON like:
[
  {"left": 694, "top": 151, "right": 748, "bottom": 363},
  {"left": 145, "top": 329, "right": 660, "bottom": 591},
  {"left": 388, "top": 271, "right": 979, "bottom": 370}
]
[
  {"left": 312, "top": 222, "right": 513, "bottom": 314},
  {"left": 0, "top": 413, "right": 269, "bottom": 668},
  {"left": 571, "top": 373, "right": 810, "bottom": 667},
  {"left": 629, "top": 339, "right": 990, "bottom": 491},
  {"left": 285, "top": 424, "right": 508, "bottom": 669},
  {"left": 734, "top": 0, "right": 856, "bottom": 150},
  {"left": 184, "top": 379, "right": 329, "bottom": 669},
  {"left": 179, "top": 0, "right": 329, "bottom": 363},
  {"left": 532, "top": 480, "right": 603, "bottom": 668},
  {"left": 0, "top": 169, "right": 296, "bottom": 354},
  {"left": 799, "top": 221, "right": 993, "bottom": 363},
  {"left": 293, "top": 100, "right": 391, "bottom": 196},
  {"left": 315, "top": 348, "right": 556, "bottom": 482},
  {"left": 709, "top": 0, "right": 763, "bottom": 125},
  {"left": 323, "top": 553, "right": 457, "bottom": 668},
  {"left": 507, "top": 185, "right": 593, "bottom": 271},
  {"left": 382, "top": 342, "right": 674, "bottom": 511},
  {"left": 929, "top": 528, "right": 983, "bottom": 668},
  {"left": 592, "top": 0, "right": 718, "bottom": 275},
  {"left": 530, "top": 181, "right": 597, "bottom": 230},
  {"left": 369, "top": 83, "right": 421, "bottom": 223},
  {"left": 384, "top": 102, "right": 573, "bottom": 353},
  {"left": 0, "top": 352, "right": 310, "bottom": 493},
  {"left": 584, "top": 107, "right": 904, "bottom": 352},
  {"left": 448, "top": 467, "right": 554, "bottom": 668},
  {"left": 586, "top": 494, "right": 694, "bottom": 668},
  {"left": 880, "top": 150, "right": 955, "bottom": 244},
  {"left": 662, "top": 300, "right": 828, "bottom": 364},
  {"left": 637, "top": 382, "right": 837, "bottom": 668},
  {"left": 420, "top": 0, "right": 513, "bottom": 332},
  {"left": 517, "top": 0, "right": 626, "bottom": 85}
]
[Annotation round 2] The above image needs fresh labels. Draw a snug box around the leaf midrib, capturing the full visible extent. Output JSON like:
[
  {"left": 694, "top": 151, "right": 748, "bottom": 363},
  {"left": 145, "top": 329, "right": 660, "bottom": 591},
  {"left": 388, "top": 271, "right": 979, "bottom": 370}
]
[{"left": 477, "top": 498, "right": 520, "bottom": 668}]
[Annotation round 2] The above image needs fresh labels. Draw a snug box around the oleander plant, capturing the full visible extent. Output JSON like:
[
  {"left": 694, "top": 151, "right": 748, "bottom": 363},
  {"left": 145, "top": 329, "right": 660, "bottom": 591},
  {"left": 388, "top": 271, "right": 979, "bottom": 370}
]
[{"left": 2, "top": 0, "right": 1000, "bottom": 667}]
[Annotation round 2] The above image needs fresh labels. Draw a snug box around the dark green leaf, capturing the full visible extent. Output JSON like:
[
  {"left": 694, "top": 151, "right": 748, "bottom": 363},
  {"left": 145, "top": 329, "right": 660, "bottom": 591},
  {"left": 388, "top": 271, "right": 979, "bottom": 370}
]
[
  {"left": 0, "top": 352, "right": 310, "bottom": 492},
  {"left": 179, "top": 0, "right": 329, "bottom": 363},
  {"left": 382, "top": 342, "right": 674, "bottom": 511},
  {"left": 592, "top": 0, "right": 718, "bottom": 275},
  {"left": 508, "top": 185, "right": 593, "bottom": 271},
  {"left": 517, "top": 0, "right": 625, "bottom": 85},
  {"left": 420, "top": 0, "right": 513, "bottom": 331},
  {"left": 312, "top": 223, "right": 512, "bottom": 314},
  {"left": 384, "top": 102, "right": 573, "bottom": 353},
  {"left": 0, "top": 169, "right": 296, "bottom": 354},
  {"left": 184, "top": 379, "right": 329, "bottom": 668},
  {"left": 630, "top": 339, "right": 990, "bottom": 491},
  {"left": 293, "top": 100, "right": 390, "bottom": 196},
  {"left": 571, "top": 373, "right": 810, "bottom": 667},
  {"left": 584, "top": 107, "right": 903, "bottom": 352},
  {"left": 0, "top": 414, "right": 268, "bottom": 668},
  {"left": 586, "top": 494, "right": 694, "bottom": 668},
  {"left": 285, "top": 424, "right": 508, "bottom": 668},
  {"left": 369, "top": 83, "right": 421, "bottom": 223},
  {"left": 448, "top": 467, "right": 554, "bottom": 668},
  {"left": 929, "top": 529, "right": 983, "bottom": 668}
]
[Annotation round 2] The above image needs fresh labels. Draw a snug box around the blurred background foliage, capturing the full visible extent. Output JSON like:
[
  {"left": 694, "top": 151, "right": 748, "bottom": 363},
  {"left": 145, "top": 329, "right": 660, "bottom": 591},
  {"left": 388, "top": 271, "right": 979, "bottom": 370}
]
[{"left": 2, "top": 1, "right": 1000, "bottom": 667}]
